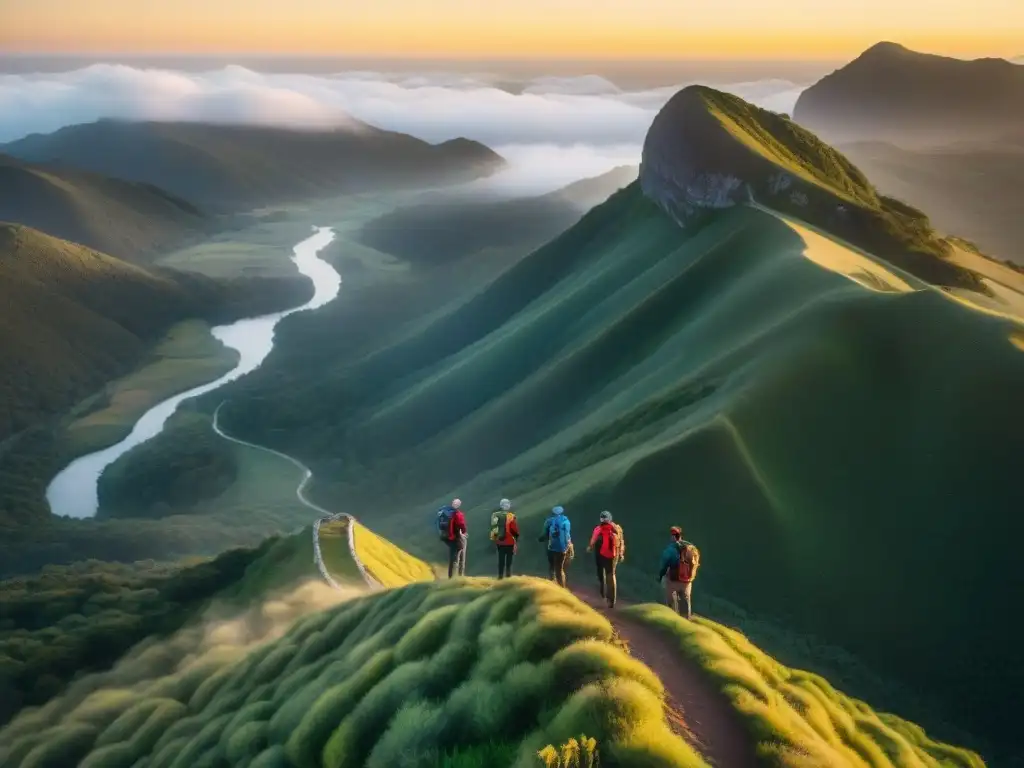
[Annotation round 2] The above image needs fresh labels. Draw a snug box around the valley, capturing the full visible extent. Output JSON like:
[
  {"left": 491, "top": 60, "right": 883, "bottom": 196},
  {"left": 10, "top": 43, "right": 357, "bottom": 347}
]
[{"left": 0, "top": 39, "right": 1022, "bottom": 768}]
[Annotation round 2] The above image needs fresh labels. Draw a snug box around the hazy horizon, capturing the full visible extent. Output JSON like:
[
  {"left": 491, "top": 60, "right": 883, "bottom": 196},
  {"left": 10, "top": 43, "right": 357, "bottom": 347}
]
[{"left": 4, "top": 0, "right": 1022, "bottom": 59}]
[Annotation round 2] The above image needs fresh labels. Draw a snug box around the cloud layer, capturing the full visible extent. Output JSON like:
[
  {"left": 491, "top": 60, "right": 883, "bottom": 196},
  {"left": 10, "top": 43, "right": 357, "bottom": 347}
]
[{"left": 0, "top": 64, "right": 806, "bottom": 191}]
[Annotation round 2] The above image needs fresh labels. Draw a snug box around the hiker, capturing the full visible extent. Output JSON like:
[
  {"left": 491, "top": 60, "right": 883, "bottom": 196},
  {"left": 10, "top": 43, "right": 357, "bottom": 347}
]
[
  {"left": 657, "top": 526, "right": 700, "bottom": 619},
  {"left": 587, "top": 510, "right": 625, "bottom": 608},
  {"left": 437, "top": 498, "right": 467, "bottom": 578},
  {"left": 490, "top": 497, "right": 520, "bottom": 579},
  {"left": 538, "top": 505, "right": 572, "bottom": 587}
]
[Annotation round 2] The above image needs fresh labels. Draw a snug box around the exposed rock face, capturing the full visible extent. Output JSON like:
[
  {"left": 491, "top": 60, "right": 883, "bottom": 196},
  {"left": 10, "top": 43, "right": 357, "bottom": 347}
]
[
  {"left": 639, "top": 87, "right": 749, "bottom": 226},
  {"left": 639, "top": 86, "right": 827, "bottom": 227}
]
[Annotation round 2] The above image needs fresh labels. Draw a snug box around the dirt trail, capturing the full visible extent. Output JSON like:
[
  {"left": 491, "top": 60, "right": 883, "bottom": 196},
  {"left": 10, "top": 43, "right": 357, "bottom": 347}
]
[{"left": 572, "top": 584, "right": 758, "bottom": 768}]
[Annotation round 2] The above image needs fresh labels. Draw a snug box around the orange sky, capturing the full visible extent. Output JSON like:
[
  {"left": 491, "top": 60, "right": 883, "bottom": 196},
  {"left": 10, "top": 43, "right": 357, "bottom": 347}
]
[{"left": 2, "top": 0, "right": 1022, "bottom": 59}]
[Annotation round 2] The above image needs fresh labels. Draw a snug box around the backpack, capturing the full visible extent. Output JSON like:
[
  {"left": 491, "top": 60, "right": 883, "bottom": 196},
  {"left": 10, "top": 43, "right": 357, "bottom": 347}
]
[
  {"left": 548, "top": 516, "right": 570, "bottom": 552},
  {"left": 436, "top": 506, "right": 454, "bottom": 542},
  {"left": 490, "top": 511, "right": 508, "bottom": 542},
  {"left": 673, "top": 540, "right": 701, "bottom": 582},
  {"left": 597, "top": 523, "right": 618, "bottom": 559}
]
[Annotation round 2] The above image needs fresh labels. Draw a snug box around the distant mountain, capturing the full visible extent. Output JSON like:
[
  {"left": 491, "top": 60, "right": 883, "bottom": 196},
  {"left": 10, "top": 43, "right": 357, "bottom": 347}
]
[
  {"left": 793, "top": 42, "right": 1024, "bottom": 146},
  {"left": 356, "top": 164, "right": 638, "bottom": 262},
  {"left": 0, "top": 120, "right": 504, "bottom": 212},
  {"left": 0, "top": 153, "right": 208, "bottom": 263},
  {"left": 842, "top": 139, "right": 1024, "bottom": 265}
]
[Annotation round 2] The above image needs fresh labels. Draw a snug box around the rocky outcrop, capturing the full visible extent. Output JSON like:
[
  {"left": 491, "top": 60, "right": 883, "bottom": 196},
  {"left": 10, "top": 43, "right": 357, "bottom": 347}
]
[
  {"left": 639, "top": 87, "right": 749, "bottom": 225},
  {"left": 639, "top": 86, "right": 832, "bottom": 227}
]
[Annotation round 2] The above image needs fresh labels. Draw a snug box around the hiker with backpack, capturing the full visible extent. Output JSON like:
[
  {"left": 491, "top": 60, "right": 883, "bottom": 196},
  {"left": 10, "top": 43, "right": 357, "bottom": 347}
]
[
  {"left": 490, "top": 498, "right": 520, "bottom": 579},
  {"left": 657, "top": 526, "right": 700, "bottom": 619},
  {"left": 586, "top": 510, "right": 625, "bottom": 608},
  {"left": 538, "top": 505, "right": 572, "bottom": 587},
  {"left": 437, "top": 498, "right": 468, "bottom": 579}
]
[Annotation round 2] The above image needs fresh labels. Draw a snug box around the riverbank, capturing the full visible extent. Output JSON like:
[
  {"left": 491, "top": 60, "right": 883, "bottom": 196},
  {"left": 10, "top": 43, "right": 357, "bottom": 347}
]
[
  {"left": 61, "top": 321, "right": 240, "bottom": 457},
  {"left": 46, "top": 226, "right": 339, "bottom": 520}
]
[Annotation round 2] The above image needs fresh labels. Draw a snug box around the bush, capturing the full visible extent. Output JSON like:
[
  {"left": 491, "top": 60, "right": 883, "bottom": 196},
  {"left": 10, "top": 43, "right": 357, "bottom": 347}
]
[
  {"left": 1, "top": 578, "right": 704, "bottom": 768},
  {"left": 622, "top": 605, "right": 985, "bottom": 768}
]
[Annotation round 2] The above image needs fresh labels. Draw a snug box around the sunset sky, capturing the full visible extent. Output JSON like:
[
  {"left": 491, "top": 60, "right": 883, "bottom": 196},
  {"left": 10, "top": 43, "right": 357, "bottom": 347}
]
[{"left": 2, "top": 0, "right": 1022, "bottom": 59}]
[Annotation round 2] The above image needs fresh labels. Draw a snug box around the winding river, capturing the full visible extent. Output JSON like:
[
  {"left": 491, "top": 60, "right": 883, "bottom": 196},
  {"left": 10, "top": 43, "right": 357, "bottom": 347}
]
[{"left": 45, "top": 226, "right": 339, "bottom": 519}]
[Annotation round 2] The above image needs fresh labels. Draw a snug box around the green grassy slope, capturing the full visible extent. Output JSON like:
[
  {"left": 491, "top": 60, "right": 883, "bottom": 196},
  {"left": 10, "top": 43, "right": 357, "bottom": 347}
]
[
  {"left": 1, "top": 120, "right": 504, "bottom": 211},
  {"left": 624, "top": 605, "right": 984, "bottom": 768},
  {"left": 0, "top": 224, "right": 310, "bottom": 527},
  {"left": 0, "top": 153, "right": 208, "bottom": 263},
  {"left": 218, "top": 182, "right": 1024, "bottom": 760},
  {"left": 0, "top": 576, "right": 705, "bottom": 768}
]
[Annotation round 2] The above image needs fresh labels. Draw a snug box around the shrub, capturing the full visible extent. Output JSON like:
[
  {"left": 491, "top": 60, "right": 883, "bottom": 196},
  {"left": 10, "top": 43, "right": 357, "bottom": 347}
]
[
  {"left": 537, "top": 734, "right": 599, "bottom": 768},
  {"left": 621, "top": 605, "right": 985, "bottom": 768},
  {"left": 2, "top": 578, "right": 705, "bottom": 768}
]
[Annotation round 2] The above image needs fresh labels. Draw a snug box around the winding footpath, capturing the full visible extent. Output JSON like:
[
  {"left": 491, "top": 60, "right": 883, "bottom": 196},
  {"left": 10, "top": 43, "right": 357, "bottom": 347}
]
[
  {"left": 212, "top": 403, "right": 380, "bottom": 591},
  {"left": 572, "top": 585, "right": 757, "bottom": 768}
]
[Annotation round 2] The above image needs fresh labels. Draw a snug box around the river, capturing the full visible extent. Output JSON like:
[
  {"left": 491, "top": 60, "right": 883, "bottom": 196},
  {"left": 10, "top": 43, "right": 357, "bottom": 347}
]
[{"left": 45, "top": 226, "right": 339, "bottom": 519}]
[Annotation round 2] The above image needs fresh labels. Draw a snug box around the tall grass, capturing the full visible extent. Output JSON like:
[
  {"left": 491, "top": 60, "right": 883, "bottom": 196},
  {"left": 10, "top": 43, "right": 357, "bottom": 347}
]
[
  {"left": 622, "top": 604, "right": 985, "bottom": 768},
  {"left": 0, "top": 578, "right": 705, "bottom": 768}
]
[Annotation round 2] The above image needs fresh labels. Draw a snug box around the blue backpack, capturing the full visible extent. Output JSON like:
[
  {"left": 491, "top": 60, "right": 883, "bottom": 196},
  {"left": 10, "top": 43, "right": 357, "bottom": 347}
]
[
  {"left": 547, "top": 515, "right": 571, "bottom": 553},
  {"left": 436, "top": 506, "right": 455, "bottom": 541}
]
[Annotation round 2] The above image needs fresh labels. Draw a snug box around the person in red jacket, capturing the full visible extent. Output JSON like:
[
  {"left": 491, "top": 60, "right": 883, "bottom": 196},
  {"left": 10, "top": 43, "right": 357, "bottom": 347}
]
[
  {"left": 490, "top": 498, "right": 520, "bottom": 579},
  {"left": 446, "top": 498, "right": 467, "bottom": 578},
  {"left": 587, "top": 510, "right": 625, "bottom": 608}
]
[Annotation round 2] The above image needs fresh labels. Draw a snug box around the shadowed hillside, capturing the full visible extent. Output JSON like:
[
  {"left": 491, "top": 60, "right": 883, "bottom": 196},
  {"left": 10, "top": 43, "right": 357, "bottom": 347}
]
[
  {"left": 840, "top": 140, "right": 1024, "bottom": 266},
  {"left": 0, "top": 120, "right": 505, "bottom": 212},
  {"left": 0, "top": 224, "right": 310, "bottom": 527},
  {"left": 356, "top": 165, "right": 638, "bottom": 263},
  {"left": 213, "top": 88, "right": 1024, "bottom": 761},
  {"left": 0, "top": 153, "right": 208, "bottom": 263},
  {"left": 793, "top": 43, "right": 1024, "bottom": 146}
]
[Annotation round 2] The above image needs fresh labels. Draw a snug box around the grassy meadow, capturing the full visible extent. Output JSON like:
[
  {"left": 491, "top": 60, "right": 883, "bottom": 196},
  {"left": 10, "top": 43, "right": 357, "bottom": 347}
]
[
  {"left": 0, "top": 577, "right": 708, "bottom": 768},
  {"left": 63, "top": 321, "right": 238, "bottom": 456}
]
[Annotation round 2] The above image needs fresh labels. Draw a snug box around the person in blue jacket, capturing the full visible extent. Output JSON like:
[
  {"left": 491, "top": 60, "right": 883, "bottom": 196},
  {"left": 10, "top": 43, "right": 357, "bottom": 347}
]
[{"left": 538, "top": 505, "right": 573, "bottom": 587}]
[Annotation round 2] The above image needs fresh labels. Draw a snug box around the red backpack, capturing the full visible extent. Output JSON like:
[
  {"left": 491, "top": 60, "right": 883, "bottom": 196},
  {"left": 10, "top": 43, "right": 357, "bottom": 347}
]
[{"left": 597, "top": 523, "right": 618, "bottom": 559}]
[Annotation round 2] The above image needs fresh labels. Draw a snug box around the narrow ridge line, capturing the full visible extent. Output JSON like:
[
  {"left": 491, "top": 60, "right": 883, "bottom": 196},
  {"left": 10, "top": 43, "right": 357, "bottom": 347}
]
[{"left": 213, "top": 401, "right": 381, "bottom": 591}]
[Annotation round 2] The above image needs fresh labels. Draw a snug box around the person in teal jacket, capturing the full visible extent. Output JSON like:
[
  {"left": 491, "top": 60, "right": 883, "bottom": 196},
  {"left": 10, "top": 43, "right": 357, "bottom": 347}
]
[
  {"left": 538, "top": 505, "right": 572, "bottom": 587},
  {"left": 657, "top": 526, "right": 698, "bottom": 619}
]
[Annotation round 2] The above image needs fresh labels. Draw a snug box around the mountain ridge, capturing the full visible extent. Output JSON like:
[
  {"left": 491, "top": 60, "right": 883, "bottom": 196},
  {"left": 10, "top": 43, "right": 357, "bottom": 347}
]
[
  {"left": 0, "top": 119, "right": 505, "bottom": 211},
  {"left": 793, "top": 42, "right": 1024, "bottom": 146},
  {"left": 0, "top": 152, "right": 209, "bottom": 263}
]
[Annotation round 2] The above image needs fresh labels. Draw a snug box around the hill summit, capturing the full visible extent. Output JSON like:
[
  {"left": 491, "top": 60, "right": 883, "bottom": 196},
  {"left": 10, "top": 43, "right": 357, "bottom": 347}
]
[
  {"left": 793, "top": 42, "right": 1024, "bottom": 145},
  {"left": 639, "top": 85, "right": 983, "bottom": 290}
]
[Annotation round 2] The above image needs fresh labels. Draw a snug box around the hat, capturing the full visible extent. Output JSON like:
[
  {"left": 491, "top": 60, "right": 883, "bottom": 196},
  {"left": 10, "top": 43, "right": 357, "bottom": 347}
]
[
  {"left": 552, "top": 505, "right": 565, "bottom": 515},
  {"left": 499, "top": 498, "right": 511, "bottom": 511},
  {"left": 452, "top": 498, "right": 462, "bottom": 509},
  {"left": 599, "top": 510, "right": 613, "bottom": 522}
]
